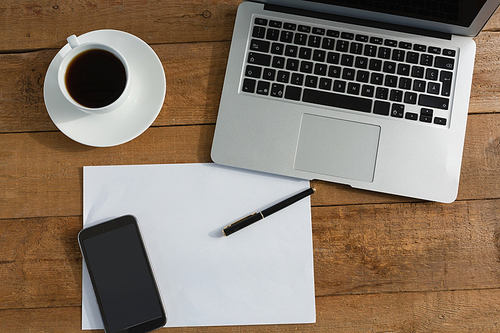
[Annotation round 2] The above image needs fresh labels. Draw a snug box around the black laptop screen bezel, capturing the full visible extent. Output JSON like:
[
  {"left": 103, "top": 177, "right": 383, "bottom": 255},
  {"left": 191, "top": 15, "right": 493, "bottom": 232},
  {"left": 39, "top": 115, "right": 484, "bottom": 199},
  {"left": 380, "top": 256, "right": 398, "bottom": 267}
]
[{"left": 252, "top": 0, "right": 500, "bottom": 36}]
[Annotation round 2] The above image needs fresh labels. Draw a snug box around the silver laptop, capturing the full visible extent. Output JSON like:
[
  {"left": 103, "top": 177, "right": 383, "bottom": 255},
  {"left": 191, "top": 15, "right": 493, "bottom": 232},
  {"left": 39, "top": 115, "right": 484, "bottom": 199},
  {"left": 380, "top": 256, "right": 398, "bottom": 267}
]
[{"left": 212, "top": 0, "right": 500, "bottom": 203}]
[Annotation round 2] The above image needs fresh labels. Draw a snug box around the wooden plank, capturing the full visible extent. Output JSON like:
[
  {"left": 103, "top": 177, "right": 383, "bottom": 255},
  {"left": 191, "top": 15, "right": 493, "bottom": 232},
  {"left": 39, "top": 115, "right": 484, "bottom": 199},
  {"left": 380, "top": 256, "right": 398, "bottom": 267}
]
[
  {"left": 1, "top": 112, "right": 500, "bottom": 219},
  {"left": 0, "top": 0, "right": 240, "bottom": 52},
  {"left": 1, "top": 289, "right": 500, "bottom": 332},
  {"left": 2, "top": 32, "right": 500, "bottom": 133},
  {"left": 0, "top": 42, "right": 229, "bottom": 133},
  {"left": 2, "top": 0, "right": 500, "bottom": 53},
  {"left": 2, "top": 199, "right": 499, "bottom": 310}
]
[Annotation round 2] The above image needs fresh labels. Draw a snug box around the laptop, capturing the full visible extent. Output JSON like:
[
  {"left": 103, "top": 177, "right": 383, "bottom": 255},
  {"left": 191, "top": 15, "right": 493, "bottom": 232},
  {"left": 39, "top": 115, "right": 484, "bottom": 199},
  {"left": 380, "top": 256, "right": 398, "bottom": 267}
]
[{"left": 211, "top": 0, "right": 500, "bottom": 203}]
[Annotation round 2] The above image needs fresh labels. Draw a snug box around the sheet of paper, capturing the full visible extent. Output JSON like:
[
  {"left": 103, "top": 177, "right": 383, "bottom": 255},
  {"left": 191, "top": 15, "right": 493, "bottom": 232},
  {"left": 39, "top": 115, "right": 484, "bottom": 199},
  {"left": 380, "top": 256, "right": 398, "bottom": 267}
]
[{"left": 82, "top": 163, "right": 315, "bottom": 328}]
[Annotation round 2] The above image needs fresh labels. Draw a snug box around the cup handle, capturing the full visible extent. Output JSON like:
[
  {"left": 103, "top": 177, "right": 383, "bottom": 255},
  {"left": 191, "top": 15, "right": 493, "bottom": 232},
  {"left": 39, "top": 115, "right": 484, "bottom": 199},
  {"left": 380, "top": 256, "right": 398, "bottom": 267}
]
[{"left": 67, "top": 35, "right": 80, "bottom": 49}]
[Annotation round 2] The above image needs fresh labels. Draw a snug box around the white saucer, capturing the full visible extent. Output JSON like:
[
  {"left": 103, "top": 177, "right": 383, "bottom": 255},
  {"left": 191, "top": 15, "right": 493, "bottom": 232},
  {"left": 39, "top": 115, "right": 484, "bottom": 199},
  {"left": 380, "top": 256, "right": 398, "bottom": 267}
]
[{"left": 44, "top": 30, "right": 166, "bottom": 147}]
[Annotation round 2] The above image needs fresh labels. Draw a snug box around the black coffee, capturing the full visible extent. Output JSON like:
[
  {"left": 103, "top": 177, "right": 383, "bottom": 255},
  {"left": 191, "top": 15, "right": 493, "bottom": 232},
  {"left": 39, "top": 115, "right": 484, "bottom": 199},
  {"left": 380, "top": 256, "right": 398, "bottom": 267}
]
[{"left": 65, "top": 49, "right": 127, "bottom": 108}]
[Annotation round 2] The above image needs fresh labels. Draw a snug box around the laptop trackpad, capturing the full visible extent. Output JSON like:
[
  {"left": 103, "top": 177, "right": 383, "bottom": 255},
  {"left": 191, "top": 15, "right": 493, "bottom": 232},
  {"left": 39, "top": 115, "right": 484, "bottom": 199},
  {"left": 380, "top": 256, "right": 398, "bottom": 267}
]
[{"left": 294, "top": 114, "right": 380, "bottom": 182}]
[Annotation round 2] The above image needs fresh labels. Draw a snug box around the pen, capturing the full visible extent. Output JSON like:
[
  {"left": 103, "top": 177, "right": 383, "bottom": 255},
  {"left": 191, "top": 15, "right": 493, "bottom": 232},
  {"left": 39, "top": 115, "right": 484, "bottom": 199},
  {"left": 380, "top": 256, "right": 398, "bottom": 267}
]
[{"left": 222, "top": 187, "right": 316, "bottom": 236}]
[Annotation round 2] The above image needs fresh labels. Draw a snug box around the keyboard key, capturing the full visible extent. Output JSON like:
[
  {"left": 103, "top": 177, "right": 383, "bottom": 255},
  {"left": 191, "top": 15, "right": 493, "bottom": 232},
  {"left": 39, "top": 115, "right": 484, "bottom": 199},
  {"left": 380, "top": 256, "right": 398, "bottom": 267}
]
[
  {"left": 383, "top": 61, "right": 396, "bottom": 73},
  {"left": 413, "top": 79, "right": 426, "bottom": 92},
  {"left": 336, "top": 40, "right": 349, "bottom": 52},
  {"left": 250, "top": 39, "right": 270, "bottom": 52},
  {"left": 341, "top": 54, "right": 354, "bottom": 67},
  {"left": 308, "top": 35, "right": 322, "bottom": 48},
  {"left": 314, "top": 63, "right": 328, "bottom": 76},
  {"left": 286, "top": 58, "right": 299, "bottom": 71},
  {"left": 291, "top": 73, "right": 304, "bottom": 85},
  {"left": 313, "top": 49, "right": 326, "bottom": 62},
  {"left": 280, "top": 31, "right": 294, "bottom": 43},
  {"left": 327, "top": 52, "right": 340, "bottom": 64},
  {"left": 364, "top": 44, "right": 377, "bottom": 57},
  {"left": 262, "top": 68, "right": 276, "bottom": 81},
  {"left": 298, "top": 25, "right": 311, "bottom": 33},
  {"left": 355, "top": 56, "right": 369, "bottom": 69},
  {"left": 270, "top": 83, "right": 285, "bottom": 97},
  {"left": 328, "top": 65, "right": 341, "bottom": 78},
  {"left": 371, "top": 72, "right": 384, "bottom": 85},
  {"left": 254, "top": 18, "right": 268, "bottom": 26},
  {"left": 434, "top": 117, "right": 447, "bottom": 125},
  {"left": 369, "top": 59, "right": 382, "bottom": 71},
  {"left": 347, "top": 82, "right": 361, "bottom": 95},
  {"left": 245, "top": 65, "right": 262, "bottom": 78},
  {"left": 312, "top": 27, "right": 326, "bottom": 35},
  {"left": 333, "top": 80, "right": 346, "bottom": 92},
  {"left": 390, "top": 89, "right": 403, "bottom": 102},
  {"left": 341, "top": 32, "right": 354, "bottom": 40},
  {"left": 248, "top": 52, "right": 271, "bottom": 66},
  {"left": 434, "top": 56, "right": 455, "bottom": 70},
  {"left": 269, "top": 20, "right": 282, "bottom": 28},
  {"left": 443, "top": 49, "right": 456, "bottom": 57},
  {"left": 427, "top": 82, "right": 440, "bottom": 94},
  {"left": 356, "top": 34, "right": 369, "bottom": 42},
  {"left": 299, "top": 47, "right": 312, "bottom": 59},
  {"left": 411, "top": 66, "right": 425, "bottom": 78},
  {"left": 284, "top": 23, "right": 297, "bottom": 30},
  {"left": 397, "top": 63, "right": 411, "bottom": 76},
  {"left": 302, "top": 88, "right": 372, "bottom": 112},
  {"left": 385, "top": 39, "right": 398, "bottom": 47},
  {"left": 300, "top": 61, "right": 313, "bottom": 73},
  {"left": 421, "top": 108, "right": 433, "bottom": 117},
  {"left": 420, "top": 114, "right": 432, "bottom": 123},
  {"left": 405, "top": 112, "right": 418, "bottom": 120},
  {"left": 384, "top": 75, "right": 398, "bottom": 87},
  {"left": 370, "top": 37, "right": 383, "bottom": 44},
  {"left": 413, "top": 44, "right": 426, "bottom": 52},
  {"left": 420, "top": 54, "right": 434, "bottom": 66},
  {"left": 375, "top": 87, "right": 389, "bottom": 99},
  {"left": 399, "top": 77, "right": 412, "bottom": 90},
  {"left": 305, "top": 75, "right": 318, "bottom": 88},
  {"left": 266, "top": 28, "right": 280, "bottom": 41},
  {"left": 440, "top": 71, "right": 453, "bottom": 96},
  {"left": 404, "top": 91, "right": 417, "bottom": 104},
  {"left": 256, "top": 81, "right": 270, "bottom": 95},
  {"left": 327, "top": 29, "right": 340, "bottom": 37},
  {"left": 356, "top": 70, "right": 369, "bottom": 83},
  {"left": 322, "top": 37, "right": 335, "bottom": 50},
  {"left": 373, "top": 100, "right": 390, "bottom": 115},
  {"left": 378, "top": 47, "right": 391, "bottom": 59},
  {"left": 391, "top": 104, "right": 404, "bottom": 118},
  {"left": 319, "top": 77, "right": 333, "bottom": 90},
  {"left": 284, "top": 85, "right": 301, "bottom": 100},
  {"left": 419, "top": 94, "right": 449, "bottom": 109},
  {"left": 242, "top": 78, "right": 256, "bottom": 93},
  {"left": 406, "top": 51, "right": 419, "bottom": 64},
  {"left": 399, "top": 41, "right": 412, "bottom": 49},
  {"left": 426, "top": 68, "right": 438, "bottom": 80},
  {"left": 350, "top": 42, "right": 363, "bottom": 55},
  {"left": 392, "top": 49, "right": 405, "bottom": 62},
  {"left": 428, "top": 46, "right": 441, "bottom": 54},
  {"left": 294, "top": 33, "right": 307, "bottom": 45},
  {"left": 271, "top": 42, "right": 284, "bottom": 55},
  {"left": 361, "top": 84, "right": 375, "bottom": 97},
  {"left": 285, "top": 45, "right": 298, "bottom": 57},
  {"left": 276, "top": 70, "right": 290, "bottom": 83}
]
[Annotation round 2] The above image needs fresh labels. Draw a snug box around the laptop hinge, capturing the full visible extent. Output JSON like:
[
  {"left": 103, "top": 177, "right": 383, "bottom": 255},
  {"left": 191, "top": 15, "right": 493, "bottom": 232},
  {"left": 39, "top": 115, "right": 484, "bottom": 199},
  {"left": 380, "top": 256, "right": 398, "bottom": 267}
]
[{"left": 264, "top": 4, "right": 452, "bottom": 40}]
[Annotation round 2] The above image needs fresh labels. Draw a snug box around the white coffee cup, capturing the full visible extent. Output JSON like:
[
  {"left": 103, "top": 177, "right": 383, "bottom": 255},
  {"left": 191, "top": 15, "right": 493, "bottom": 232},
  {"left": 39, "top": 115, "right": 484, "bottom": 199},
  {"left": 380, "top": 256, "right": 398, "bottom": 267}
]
[{"left": 58, "top": 35, "right": 131, "bottom": 114}]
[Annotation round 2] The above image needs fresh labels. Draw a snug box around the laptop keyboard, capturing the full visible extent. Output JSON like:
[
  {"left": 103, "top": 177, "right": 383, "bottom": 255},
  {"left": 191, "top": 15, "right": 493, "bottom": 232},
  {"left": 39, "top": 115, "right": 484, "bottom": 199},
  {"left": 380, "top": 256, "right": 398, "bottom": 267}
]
[{"left": 241, "top": 16, "right": 458, "bottom": 126}]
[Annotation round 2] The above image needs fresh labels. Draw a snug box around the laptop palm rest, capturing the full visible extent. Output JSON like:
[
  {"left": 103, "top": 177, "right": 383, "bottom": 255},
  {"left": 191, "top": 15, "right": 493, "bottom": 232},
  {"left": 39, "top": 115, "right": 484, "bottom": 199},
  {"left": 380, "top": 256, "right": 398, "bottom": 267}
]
[{"left": 294, "top": 114, "right": 381, "bottom": 182}]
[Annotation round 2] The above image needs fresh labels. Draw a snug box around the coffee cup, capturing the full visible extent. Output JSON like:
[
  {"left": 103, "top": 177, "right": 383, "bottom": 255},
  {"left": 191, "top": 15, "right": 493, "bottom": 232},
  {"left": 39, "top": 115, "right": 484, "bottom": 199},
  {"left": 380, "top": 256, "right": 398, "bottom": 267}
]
[{"left": 58, "top": 35, "right": 131, "bottom": 114}]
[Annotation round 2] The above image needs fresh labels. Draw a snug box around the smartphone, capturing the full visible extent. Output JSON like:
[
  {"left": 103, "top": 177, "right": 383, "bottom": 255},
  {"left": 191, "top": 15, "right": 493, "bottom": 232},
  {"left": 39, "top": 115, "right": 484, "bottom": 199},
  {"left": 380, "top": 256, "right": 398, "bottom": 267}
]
[{"left": 78, "top": 215, "right": 167, "bottom": 333}]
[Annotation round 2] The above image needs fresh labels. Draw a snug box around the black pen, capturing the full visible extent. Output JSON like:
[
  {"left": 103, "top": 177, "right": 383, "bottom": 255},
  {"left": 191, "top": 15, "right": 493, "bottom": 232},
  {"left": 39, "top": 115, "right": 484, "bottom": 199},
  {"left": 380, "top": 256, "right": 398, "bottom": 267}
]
[{"left": 222, "top": 187, "right": 315, "bottom": 237}]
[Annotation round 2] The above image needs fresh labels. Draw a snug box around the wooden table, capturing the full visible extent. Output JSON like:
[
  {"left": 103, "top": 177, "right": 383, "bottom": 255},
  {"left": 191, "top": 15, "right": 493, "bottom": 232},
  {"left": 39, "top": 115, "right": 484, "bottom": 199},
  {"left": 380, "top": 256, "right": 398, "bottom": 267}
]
[{"left": 1, "top": 1, "right": 500, "bottom": 332}]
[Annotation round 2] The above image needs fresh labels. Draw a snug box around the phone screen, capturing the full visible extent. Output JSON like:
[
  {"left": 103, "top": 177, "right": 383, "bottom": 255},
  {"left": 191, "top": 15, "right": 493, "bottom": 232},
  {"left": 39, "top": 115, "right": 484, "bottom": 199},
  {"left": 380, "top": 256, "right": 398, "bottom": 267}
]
[{"left": 79, "top": 215, "right": 166, "bottom": 333}]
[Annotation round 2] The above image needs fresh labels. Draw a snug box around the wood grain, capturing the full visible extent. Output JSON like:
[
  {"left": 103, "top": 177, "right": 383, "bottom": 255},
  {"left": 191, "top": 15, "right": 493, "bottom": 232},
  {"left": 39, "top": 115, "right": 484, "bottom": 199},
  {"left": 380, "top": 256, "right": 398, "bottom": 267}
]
[{"left": 2, "top": 199, "right": 499, "bottom": 310}]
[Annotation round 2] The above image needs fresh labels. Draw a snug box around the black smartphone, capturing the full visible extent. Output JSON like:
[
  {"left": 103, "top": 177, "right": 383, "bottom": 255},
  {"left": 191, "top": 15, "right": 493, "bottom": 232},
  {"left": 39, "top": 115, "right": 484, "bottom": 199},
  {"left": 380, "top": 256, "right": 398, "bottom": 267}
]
[{"left": 78, "top": 215, "right": 167, "bottom": 333}]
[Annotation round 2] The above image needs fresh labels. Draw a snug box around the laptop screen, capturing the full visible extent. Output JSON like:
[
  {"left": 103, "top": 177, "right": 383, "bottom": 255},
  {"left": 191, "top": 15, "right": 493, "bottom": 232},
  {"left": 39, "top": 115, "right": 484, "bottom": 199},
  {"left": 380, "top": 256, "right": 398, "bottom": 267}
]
[
  {"left": 260, "top": 0, "right": 499, "bottom": 36},
  {"left": 305, "top": 0, "right": 487, "bottom": 27}
]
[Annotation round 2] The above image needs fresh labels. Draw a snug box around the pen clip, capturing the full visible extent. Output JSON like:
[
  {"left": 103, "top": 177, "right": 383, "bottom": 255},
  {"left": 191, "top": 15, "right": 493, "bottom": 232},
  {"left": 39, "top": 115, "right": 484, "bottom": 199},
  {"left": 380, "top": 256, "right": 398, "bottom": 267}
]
[{"left": 224, "top": 213, "right": 258, "bottom": 229}]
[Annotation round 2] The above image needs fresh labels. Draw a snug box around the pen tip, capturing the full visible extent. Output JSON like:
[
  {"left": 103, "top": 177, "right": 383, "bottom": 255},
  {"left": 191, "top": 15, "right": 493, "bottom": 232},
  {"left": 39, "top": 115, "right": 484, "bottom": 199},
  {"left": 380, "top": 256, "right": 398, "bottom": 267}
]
[{"left": 312, "top": 187, "right": 316, "bottom": 192}]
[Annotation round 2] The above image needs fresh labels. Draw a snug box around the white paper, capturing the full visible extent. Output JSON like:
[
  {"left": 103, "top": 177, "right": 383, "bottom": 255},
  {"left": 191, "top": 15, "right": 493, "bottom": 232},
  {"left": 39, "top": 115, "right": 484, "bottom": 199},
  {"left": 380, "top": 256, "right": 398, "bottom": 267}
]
[{"left": 82, "top": 163, "right": 315, "bottom": 328}]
